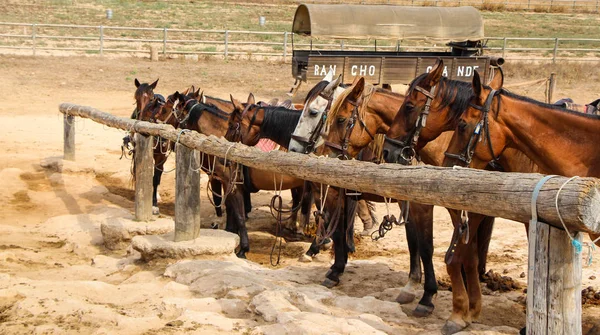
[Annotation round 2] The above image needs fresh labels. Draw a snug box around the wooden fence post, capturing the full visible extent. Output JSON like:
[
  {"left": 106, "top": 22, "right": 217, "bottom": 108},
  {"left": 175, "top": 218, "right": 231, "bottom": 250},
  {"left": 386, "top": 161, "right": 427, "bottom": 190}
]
[
  {"left": 63, "top": 114, "right": 75, "bottom": 161},
  {"left": 547, "top": 73, "right": 556, "bottom": 103},
  {"left": 134, "top": 133, "right": 154, "bottom": 221},
  {"left": 527, "top": 224, "right": 582, "bottom": 335},
  {"left": 174, "top": 143, "right": 201, "bottom": 241}
]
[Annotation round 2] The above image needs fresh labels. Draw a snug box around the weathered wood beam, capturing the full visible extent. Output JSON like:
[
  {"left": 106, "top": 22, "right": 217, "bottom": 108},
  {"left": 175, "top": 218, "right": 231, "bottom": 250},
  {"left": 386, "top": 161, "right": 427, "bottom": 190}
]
[
  {"left": 134, "top": 133, "right": 154, "bottom": 222},
  {"left": 59, "top": 103, "right": 600, "bottom": 234},
  {"left": 174, "top": 143, "right": 202, "bottom": 241},
  {"left": 63, "top": 114, "right": 75, "bottom": 161}
]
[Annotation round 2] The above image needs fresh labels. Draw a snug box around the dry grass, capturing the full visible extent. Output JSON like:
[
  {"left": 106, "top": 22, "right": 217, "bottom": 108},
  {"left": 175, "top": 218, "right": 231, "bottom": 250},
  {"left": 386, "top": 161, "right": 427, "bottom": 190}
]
[
  {"left": 503, "top": 61, "right": 600, "bottom": 84},
  {"left": 480, "top": 1, "right": 507, "bottom": 11}
]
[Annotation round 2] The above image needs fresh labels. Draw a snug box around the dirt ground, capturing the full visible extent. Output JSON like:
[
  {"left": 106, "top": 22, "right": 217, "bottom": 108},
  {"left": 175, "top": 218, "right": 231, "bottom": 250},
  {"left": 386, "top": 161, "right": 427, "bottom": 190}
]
[{"left": 0, "top": 54, "right": 599, "bottom": 334}]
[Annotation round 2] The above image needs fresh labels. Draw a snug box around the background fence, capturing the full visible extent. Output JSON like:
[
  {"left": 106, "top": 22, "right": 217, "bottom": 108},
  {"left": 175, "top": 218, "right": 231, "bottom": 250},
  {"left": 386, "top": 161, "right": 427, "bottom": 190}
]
[{"left": 1, "top": 22, "right": 600, "bottom": 62}]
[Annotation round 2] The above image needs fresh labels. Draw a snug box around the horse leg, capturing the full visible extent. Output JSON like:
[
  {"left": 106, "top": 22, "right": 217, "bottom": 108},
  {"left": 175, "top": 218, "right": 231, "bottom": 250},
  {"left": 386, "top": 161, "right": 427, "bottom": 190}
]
[
  {"left": 299, "top": 182, "right": 314, "bottom": 234},
  {"left": 226, "top": 190, "right": 249, "bottom": 258},
  {"left": 152, "top": 164, "right": 162, "bottom": 215},
  {"left": 322, "top": 215, "right": 346, "bottom": 288},
  {"left": 476, "top": 215, "right": 495, "bottom": 280},
  {"left": 396, "top": 204, "right": 423, "bottom": 305},
  {"left": 357, "top": 200, "right": 375, "bottom": 236},
  {"left": 413, "top": 204, "right": 437, "bottom": 317},
  {"left": 322, "top": 190, "right": 346, "bottom": 288},
  {"left": 287, "top": 187, "right": 302, "bottom": 234},
  {"left": 443, "top": 211, "right": 491, "bottom": 334},
  {"left": 211, "top": 178, "right": 223, "bottom": 217},
  {"left": 243, "top": 188, "right": 252, "bottom": 219}
]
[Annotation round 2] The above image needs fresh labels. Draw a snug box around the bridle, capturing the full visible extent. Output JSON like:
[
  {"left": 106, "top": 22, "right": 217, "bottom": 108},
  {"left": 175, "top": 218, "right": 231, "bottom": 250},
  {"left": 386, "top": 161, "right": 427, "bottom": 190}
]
[
  {"left": 382, "top": 84, "right": 436, "bottom": 164},
  {"left": 177, "top": 98, "right": 202, "bottom": 128},
  {"left": 443, "top": 89, "right": 501, "bottom": 166},
  {"left": 290, "top": 91, "right": 334, "bottom": 154},
  {"left": 324, "top": 96, "right": 375, "bottom": 159}
]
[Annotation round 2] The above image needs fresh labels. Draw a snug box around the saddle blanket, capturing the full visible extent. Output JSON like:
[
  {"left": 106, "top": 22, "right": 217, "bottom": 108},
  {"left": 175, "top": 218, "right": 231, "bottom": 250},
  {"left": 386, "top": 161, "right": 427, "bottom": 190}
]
[{"left": 255, "top": 139, "right": 279, "bottom": 152}]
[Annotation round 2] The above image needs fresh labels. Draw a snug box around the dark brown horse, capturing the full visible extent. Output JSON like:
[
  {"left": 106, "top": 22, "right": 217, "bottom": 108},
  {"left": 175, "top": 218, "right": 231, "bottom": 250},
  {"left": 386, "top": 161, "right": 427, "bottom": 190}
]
[{"left": 319, "top": 78, "right": 450, "bottom": 317}]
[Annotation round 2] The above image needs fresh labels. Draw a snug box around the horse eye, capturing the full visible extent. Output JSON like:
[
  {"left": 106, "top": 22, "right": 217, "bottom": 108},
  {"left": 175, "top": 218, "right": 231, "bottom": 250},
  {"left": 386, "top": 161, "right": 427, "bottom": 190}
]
[
  {"left": 337, "top": 117, "right": 346, "bottom": 124},
  {"left": 458, "top": 120, "right": 467, "bottom": 133},
  {"left": 309, "top": 108, "right": 319, "bottom": 116}
]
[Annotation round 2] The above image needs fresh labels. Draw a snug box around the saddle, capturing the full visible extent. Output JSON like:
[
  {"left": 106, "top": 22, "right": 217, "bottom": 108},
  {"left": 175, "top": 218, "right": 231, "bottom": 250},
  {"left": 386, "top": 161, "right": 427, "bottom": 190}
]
[{"left": 553, "top": 97, "right": 600, "bottom": 115}]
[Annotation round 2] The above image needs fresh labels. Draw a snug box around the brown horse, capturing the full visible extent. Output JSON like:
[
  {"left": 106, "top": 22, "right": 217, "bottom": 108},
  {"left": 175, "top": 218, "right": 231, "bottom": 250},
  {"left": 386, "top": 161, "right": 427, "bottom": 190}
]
[
  {"left": 319, "top": 78, "right": 449, "bottom": 316},
  {"left": 383, "top": 59, "right": 597, "bottom": 333},
  {"left": 442, "top": 68, "right": 600, "bottom": 243}
]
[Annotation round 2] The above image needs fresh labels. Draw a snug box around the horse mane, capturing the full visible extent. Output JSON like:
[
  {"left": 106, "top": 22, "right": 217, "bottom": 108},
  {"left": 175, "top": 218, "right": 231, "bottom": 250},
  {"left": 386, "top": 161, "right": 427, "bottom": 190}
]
[
  {"left": 499, "top": 88, "right": 600, "bottom": 120},
  {"left": 260, "top": 106, "right": 301, "bottom": 146},
  {"left": 327, "top": 82, "right": 359, "bottom": 127},
  {"left": 187, "top": 102, "right": 230, "bottom": 125},
  {"left": 367, "top": 134, "right": 386, "bottom": 163},
  {"left": 407, "top": 73, "right": 473, "bottom": 124}
]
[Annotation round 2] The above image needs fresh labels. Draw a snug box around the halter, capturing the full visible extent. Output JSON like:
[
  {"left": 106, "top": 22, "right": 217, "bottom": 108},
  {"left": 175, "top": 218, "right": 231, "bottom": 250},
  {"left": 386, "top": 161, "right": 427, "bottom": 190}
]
[
  {"left": 382, "top": 84, "right": 436, "bottom": 164},
  {"left": 444, "top": 89, "right": 501, "bottom": 166},
  {"left": 290, "top": 91, "right": 334, "bottom": 154},
  {"left": 324, "top": 96, "right": 375, "bottom": 159},
  {"left": 178, "top": 99, "right": 202, "bottom": 128}
]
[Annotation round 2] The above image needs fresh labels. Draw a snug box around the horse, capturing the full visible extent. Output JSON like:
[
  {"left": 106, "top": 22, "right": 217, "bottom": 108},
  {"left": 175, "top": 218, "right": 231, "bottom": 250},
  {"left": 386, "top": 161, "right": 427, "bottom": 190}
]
[
  {"left": 441, "top": 67, "right": 600, "bottom": 243},
  {"left": 288, "top": 72, "right": 344, "bottom": 154},
  {"left": 225, "top": 96, "right": 315, "bottom": 236},
  {"left": 319, "top": 77, "right": 451, "bottom": 316},
  {"left": 226, "top": 88, "right": 378, "bottom": 262},
  {"left": 173, "top": 91, "right": 310, "bottom": 257},
  {"left": 382, "top": 59, "right": 598, "bottom": 333},
  {"left": 284, "top": 75, "right": 379, "bottom": 264}
]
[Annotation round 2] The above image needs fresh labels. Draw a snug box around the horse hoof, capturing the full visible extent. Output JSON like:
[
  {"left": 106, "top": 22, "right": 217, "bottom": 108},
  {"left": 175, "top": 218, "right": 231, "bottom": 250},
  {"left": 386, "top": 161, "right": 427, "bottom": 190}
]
[
  {"left": 321, "top": 239, "right": 333, "bottom": 250},
  {"left": 298, "top": 254, "right": 313, "bottom": 263},
  {"left": 152, "top": 206, "right": 160, "bottom": 215},
  {"left": 441, "top": 320, "right": 468, "bottom": 335},
  {"left": 396, "top": 290, "right": 417, "bottom": 304},
  {"left": 210, "top": 223, "right": 219, "bottom": 230},
  {"left": 321, "top": 277, "right": 339, "bottom": 288},
  {"left": 236, "top": 250, "right": 247, "bottom": 259},
  {"left": 413, "top": 303, "right": 435, "bottom": 318}
]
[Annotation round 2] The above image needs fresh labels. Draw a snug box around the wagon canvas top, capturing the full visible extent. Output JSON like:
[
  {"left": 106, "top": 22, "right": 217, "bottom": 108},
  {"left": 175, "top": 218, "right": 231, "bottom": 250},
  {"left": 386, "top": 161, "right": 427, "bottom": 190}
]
[{"left": 292, "top": 4, "right": 484, "bottom": 43}]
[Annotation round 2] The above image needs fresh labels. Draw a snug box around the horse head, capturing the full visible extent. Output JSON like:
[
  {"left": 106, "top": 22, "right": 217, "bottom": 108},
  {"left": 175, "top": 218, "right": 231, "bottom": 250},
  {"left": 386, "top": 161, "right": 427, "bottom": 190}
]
[
  {"left": 443, "top": 68, "right": 506, "bottom": 169},
  {"left": 133, "top": 78, "right": 158, "bottom": 118},
  {"left": 289, "top": 74, "right": 343, "bottom": 154}
]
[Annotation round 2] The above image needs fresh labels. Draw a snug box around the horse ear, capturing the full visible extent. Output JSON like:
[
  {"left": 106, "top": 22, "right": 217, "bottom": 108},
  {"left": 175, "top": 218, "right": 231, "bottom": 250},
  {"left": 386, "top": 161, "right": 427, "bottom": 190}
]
[
  {"left": 426, "top": 59, "right": 444, "bottom": 88},
  {"left": 472, "top": 71, "right": 483, "bottom": 101},
  {"left": 230, "top": 95, "right": 244, "bottom": 112},
  {"left": 174, "top": 91, "right": 180, "bottom": 100},
  {"left": 198, "top": 91, "right": 204, "bottom": 102},
  {"left": 150, "top": 79, "right": 158, "bottom": 89},
  {"left": 182, "top": 87, "right": 190, "bottom": 96},
  {"left": 324, "top": 74, "right": 342, "bottom": 93},
  {"left": 134, "top": 78, "right": 140, "bottom": 88},
  {"left": 487, "top": 67, "right": 504, "bottom": 90},
  {"left": 247, "top": 93, "right": 255, "bottom": 105},
  {"left": 349, "top": 77, "right": 365, "bottom": 100},
  {"left": 323, "top": 68, "right": 334, "bottom": 82}
]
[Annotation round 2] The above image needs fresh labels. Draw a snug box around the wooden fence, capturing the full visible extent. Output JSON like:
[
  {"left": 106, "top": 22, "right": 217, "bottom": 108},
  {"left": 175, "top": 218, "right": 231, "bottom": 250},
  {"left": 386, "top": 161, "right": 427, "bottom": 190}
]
[
  {"left": 59, "top": 103, "right": 599, "bottom": 335},
  {"left": 2, "top": 22, "right": 600, "bottom": 63}
]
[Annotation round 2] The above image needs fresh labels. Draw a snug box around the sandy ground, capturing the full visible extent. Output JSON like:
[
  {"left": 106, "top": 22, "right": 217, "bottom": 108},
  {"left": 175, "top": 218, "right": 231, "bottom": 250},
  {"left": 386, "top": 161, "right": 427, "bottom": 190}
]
[{"left": 0, "top": 55, "right": 598, "bottom": 334}]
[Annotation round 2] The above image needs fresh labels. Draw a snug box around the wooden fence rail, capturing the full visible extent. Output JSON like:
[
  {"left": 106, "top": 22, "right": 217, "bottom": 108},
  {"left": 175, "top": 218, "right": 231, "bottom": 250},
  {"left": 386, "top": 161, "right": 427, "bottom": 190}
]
[{"left": 59, "top": 102, "right": 599, "bottom": 335}]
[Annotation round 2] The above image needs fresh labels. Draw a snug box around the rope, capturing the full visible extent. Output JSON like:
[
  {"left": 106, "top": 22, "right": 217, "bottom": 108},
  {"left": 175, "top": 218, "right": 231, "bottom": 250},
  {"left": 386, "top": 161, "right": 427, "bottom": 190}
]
[
  {"left": 531, "top": 175, "right": 597, "bottom": 266},
  {"left": 269, "top": 174, "right": 286, "bottom": 266},
  {"left": 554, "top": 176, "right": 597, "bottom": 265}
]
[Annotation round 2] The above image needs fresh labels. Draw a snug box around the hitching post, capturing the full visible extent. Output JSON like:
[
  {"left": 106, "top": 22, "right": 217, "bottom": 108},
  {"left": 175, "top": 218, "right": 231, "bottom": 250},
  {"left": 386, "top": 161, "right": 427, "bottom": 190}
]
[
  {"left": 134, "top": 133, "right": 154, "bottom": 221},
  {"left": 63, "top": 114, "right": 75, "bottom": 161},
  {"left": 174, "top": 142, "right": 201, "bottom": 241}
]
